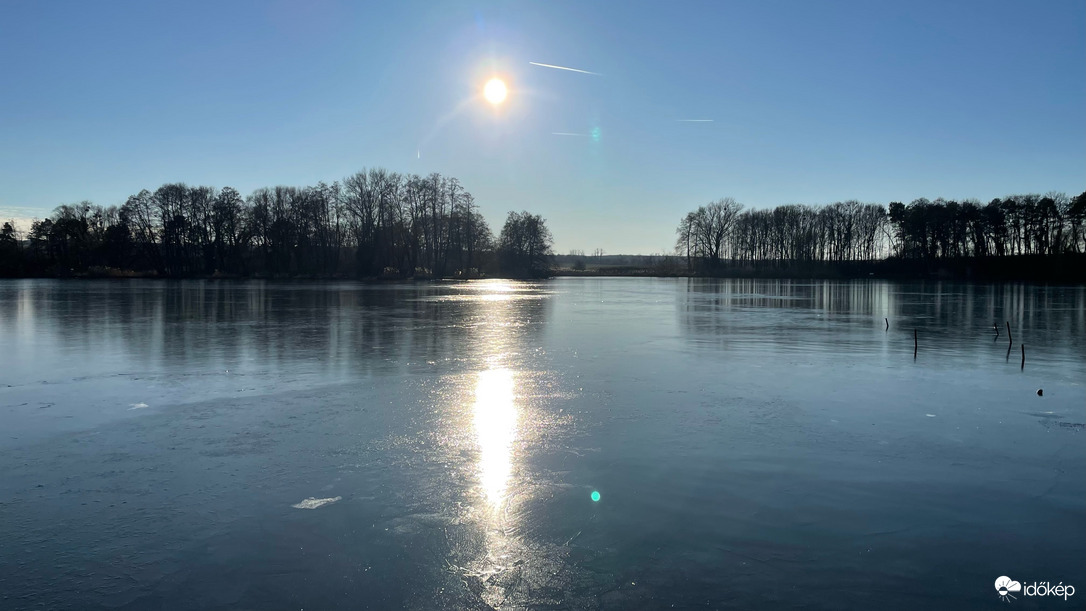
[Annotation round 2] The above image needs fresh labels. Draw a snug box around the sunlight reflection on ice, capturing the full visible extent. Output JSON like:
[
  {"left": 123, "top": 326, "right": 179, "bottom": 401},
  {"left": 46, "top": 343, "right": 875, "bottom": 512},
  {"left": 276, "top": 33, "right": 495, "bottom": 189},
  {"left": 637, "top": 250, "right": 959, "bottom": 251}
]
[
  {"left": 420, "top": 279, "right": 554, "bottom": 303},
  {"left": 473, "top": 368, "right": 517, "bottom": 506}
]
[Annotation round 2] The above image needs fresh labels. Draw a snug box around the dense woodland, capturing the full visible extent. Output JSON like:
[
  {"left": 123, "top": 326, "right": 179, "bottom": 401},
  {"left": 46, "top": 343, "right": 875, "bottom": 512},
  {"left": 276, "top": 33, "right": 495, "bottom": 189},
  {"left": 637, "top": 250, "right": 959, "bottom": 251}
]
[
  {"left": 675, "top": 192, "right": 1086, "bottom": 277},
  {"left": 0, "top": 169, "right": 554, "bottom": 279}
]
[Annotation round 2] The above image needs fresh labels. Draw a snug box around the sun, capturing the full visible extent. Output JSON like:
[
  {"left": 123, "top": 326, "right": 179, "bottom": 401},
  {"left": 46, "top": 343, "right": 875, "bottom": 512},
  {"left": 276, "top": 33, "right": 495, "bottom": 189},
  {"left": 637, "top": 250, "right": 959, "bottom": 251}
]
[{"left": 483, "top": 78, "right": 507, "bottom": 105}]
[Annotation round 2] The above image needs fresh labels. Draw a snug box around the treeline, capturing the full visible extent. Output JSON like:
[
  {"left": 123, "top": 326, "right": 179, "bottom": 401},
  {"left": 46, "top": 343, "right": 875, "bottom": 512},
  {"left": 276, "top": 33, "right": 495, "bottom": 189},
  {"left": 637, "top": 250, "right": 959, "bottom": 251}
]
[
  {"left": 676, "top": 192, "right": 1086, "bottom": 271},
  {"left": 0, "top": 169, "right": 554, "bottom": 279},
  {"left": 888, "top": 195, "right": 1084, "bottom": 259}
]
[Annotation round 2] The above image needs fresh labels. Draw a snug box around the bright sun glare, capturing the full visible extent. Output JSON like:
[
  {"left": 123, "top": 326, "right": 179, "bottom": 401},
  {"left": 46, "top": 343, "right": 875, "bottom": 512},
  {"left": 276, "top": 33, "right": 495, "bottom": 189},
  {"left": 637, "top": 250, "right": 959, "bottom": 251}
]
[{"left": 484, "top": 78, "right": 507, "bottom": 105}]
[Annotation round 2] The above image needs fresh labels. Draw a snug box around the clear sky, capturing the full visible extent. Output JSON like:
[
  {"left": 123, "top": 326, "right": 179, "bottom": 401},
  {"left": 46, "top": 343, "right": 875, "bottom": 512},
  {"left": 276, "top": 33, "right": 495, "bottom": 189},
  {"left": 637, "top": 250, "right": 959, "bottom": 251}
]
[{"left": 1, "top": 0, "right": 1083, "bottom": 254}]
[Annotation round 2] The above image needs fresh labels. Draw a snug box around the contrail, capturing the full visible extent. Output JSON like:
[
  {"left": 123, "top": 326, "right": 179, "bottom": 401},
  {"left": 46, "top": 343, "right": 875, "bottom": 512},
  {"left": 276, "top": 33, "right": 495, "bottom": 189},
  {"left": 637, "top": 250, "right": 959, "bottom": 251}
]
[
  {"left": 529, "top": 61, "right": 600, "bottom": 76},
  {"left": 676, "top": 119, "right": 714, "bottom": 122},
  {"left": 552, "top": 132, "right": 588, "bottom": 137}
]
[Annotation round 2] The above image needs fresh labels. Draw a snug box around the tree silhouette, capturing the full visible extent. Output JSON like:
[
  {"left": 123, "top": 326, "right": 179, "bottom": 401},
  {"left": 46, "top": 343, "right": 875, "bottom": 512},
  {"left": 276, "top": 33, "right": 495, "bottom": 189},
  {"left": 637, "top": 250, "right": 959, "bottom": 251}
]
[
  {"left": 498, "top": 211, "right": 553, "bottom": 278},
  {"left": 3, "top": 178, "right": 1083, "bottom": 280},
  {"left": 0, "top": 168, "right": 561, "bottom": 279},
  {"left": 675, "top": 191, "right": 1086, "bottom": 276}
]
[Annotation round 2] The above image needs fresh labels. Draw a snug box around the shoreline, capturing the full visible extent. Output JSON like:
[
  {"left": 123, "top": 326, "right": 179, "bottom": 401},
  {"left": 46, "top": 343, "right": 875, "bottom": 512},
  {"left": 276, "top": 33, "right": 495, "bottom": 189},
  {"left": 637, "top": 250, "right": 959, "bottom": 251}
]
[
  {"left": 2, "top": 272, "right": 1084, "bottom": 285},
  {"left": 2, "top": 253, "right": 1084, "bottom": 284}
]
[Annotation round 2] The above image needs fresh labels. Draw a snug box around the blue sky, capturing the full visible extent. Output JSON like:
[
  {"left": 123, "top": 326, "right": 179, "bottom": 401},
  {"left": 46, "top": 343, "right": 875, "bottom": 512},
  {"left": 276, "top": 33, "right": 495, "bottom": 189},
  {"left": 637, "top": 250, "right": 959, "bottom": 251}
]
[{"left": 1, "top": 0, "right": 1083, "bottom": 254}]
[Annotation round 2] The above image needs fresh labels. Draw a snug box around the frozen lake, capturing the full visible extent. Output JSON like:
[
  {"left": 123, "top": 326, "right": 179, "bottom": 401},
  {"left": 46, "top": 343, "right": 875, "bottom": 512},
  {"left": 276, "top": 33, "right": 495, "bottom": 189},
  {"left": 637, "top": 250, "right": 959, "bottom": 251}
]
[{"left": 1, "top": 278, "right": 1083, "bottom": 610}]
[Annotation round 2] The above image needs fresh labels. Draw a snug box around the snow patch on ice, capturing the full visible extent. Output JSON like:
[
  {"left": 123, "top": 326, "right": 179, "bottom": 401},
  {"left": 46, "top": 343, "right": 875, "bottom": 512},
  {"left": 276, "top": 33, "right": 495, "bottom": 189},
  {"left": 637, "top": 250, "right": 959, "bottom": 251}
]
[{"left": 292, "top": 496, "right": 342, "bottom": 509}]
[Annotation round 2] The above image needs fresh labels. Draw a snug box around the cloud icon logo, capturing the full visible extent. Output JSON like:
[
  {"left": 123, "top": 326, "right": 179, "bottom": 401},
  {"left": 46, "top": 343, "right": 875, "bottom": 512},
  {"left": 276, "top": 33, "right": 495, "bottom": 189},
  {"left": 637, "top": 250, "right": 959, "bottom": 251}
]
[{"left": 995, "top": 576, "right": 1022, "bottom": 601}]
